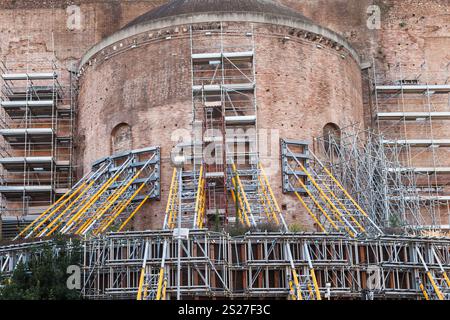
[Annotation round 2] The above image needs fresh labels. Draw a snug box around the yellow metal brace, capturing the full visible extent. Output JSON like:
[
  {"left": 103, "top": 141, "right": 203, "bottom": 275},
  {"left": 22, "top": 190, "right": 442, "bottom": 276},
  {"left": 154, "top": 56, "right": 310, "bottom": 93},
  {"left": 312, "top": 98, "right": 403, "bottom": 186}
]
[
  {"left": 95, "top": 180, "right": 149, "bottom": 235},
  {"left": 318, "top": 179, "right": 366, "bottom": 233},
  {"left": 294, "top": 191, "right": 327, "bottom": 233},
  {"left": 76, "top": 165, "right": 146, "bottom": 235},
  {"left": 310, "top": 268, "right": 322, "bottom": 300},
  {"left": 118, "top": 194, "right": 150, "bottom": 231},
  {"left": 38, "top": 180, "right": 96, "bottom": 237},
  {"left": 299, "top": 164, "right": 356, "bottom": 237},
  {"left": 137, "top": 267, "right": 146, "bottom": 300},
  {"left": 58, "top": 172, "right": 122, "bottom": 235},
  {"left": 419, "top": 281, "right": 430, "bottom": 300},
  {"left": 231, "top": 163, "right": 253, "bottom": 227},
  {"left": 230, "top": 179, "right": 244, "bottom": 225},
  {"left": 194, "top": 166, "right": 205, "bottom": 228},
  {"left": 165, "top": 168, "right": 179, "bottom": 229},
  {"left": 155, "top": 267, "right": 165, "bottom": 300},
  {"left": 258, "top": 175, "right": 279, "bottom": 225},
  {"left": 319, "top": 163, "right": 370, "bottom": 218},
  {"left": 231, "top": 173, "right": 251, "bottom": 227},
  {"left": 291, "top": 269, "right": 303, "bottom": 300},
  {"left": 426, "top": 271, "right": 445, "bottom": 300}
]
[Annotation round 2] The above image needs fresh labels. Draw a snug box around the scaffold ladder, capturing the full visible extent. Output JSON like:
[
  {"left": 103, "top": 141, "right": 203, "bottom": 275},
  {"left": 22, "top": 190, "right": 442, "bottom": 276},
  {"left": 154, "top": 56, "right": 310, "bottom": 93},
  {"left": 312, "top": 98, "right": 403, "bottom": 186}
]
[
  {"left": 137, "top": 240, "right": 168, "bottom": 300},
  {"left": 286, "top": 243, "right": 321, "bottom": 300}
]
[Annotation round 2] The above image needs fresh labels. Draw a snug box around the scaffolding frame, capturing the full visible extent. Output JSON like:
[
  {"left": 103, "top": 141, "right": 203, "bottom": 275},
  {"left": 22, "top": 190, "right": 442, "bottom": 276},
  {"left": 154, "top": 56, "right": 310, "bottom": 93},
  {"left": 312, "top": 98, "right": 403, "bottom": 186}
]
[
  {"left": 13, "top": 146, "right": 160, "bottom": 239},
  {"left": 371, "top": 59, "right": 450, "bottom": 229},
  {"left": 75, "top": 230, "right": 450, "bottom": 300}
]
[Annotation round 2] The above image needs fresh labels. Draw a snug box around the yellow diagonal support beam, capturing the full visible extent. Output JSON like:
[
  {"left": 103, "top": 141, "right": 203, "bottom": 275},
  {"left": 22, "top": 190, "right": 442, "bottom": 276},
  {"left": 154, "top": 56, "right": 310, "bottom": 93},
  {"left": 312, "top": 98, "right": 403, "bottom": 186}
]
[
  {"left": 316, "top": 160, "right": 370, "bottom": 218},
  {"left": 155, "top": 267, "right": 165, "bottom": 300},
  {"left": 319, "top": 180, "right": 366, "bottom": 233},
  {"left": 38, "top": 180, "right": 95, "bottom": 237},
  {"left": 194, "top": 165, "right": 204, "bottom": 228},
  {"left": 76, "top": 168, "right": 143, "bottom": 235},
  {"left": 136, "top": 267, "right": 146, "bottom": 300},
  {"left": 95, "top": 180, "right": 149, "bottom": 235},
  {"left": 298, "top": 164, "right": 356, "bottom": 237},
  {"left": 231, "top": 172, "right": 251, "bottom": 227},
  {"left": 58, "top": 172, "right": 121, "bottom": 235},
  {"left": 118, "top": 194, "right": 151, "bottom": 232},
  {"left": 26, "top": 182, "right": 87, "bottom": 237},
  {"left": 231, "top": 163, "right": 253, "bottom": 227},
  {"left": 426, "top": 271, "right": 445, "bottom": 300},
  {"left": 310, "top": 268, "right": 322, "bottom": 300},
  {"left": 294, "top": 191, "right": 327, "bottom": 233},
  {"left": 294, "top": 176, "right": 338, "bottom": 232}
]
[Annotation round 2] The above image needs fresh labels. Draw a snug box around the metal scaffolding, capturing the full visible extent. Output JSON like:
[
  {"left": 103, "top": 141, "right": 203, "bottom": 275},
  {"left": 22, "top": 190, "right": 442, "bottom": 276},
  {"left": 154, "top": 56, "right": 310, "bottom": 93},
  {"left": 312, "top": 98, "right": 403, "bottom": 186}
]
[
  {"left": 76, "top": 230, "right": 450, "bottom": 300},
  {"left": 282, "top": 137, "right": 383, "bottom": 237},
  {"left": 13, "top": 146, "right": 160, "bottom": 239},
  {"left": 313, "top": 125, "right": 433, "bottom": 233},
  {"left": 371, "top": 60, "right": 450, "bottom": 230},
  {"left": 0, "top": 59, "right": 77, "bottom": 239}
]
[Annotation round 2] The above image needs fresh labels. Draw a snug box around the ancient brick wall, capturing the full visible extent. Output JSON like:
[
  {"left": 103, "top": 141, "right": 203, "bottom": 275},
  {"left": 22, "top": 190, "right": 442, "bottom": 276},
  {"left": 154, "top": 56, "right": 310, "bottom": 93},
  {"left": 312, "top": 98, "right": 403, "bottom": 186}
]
[{"left": 77, "top": 21, "right": 363, "bottom": 230}]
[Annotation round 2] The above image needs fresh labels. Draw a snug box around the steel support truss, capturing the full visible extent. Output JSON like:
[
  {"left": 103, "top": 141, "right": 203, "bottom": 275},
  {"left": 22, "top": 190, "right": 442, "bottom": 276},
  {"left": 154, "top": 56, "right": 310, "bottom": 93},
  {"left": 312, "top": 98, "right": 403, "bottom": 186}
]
[
  {"left": 13, "top": 146, "right": 160, "bottom": 240},
  {"left": 80, "top": 231, "right": 450, "bottom": 300}
]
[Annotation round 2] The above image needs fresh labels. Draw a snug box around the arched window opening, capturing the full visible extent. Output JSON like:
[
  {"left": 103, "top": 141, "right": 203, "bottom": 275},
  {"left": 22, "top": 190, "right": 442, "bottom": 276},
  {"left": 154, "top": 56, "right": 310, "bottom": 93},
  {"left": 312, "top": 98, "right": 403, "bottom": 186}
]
[
  {"left": 323, "top": 122, "right": 341, "bottom": 156},
  {"left": 111, "top": 123, "right": 132, "bottom": 154}
]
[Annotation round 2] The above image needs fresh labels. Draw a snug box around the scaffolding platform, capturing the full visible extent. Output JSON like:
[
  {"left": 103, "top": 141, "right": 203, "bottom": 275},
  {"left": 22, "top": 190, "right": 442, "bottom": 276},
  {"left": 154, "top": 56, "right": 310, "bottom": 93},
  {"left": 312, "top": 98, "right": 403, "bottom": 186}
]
[
  {"left": 0, "top": 185, "right": 52, "bottom": 198},
  {"left": 1, "top": 72, "right": 57, "bottom": 81},
  {"left": 1, "top": 100, "right": 56, "bottom": 117},
  {"left": 191, "top": 50, "right": 254, "bottom": 62},
  {"left": 224, "top": 115, "right": 257, "bottom": 125},
  {"left": 0, "top": 156, "right": 54, "bottom": 171},
  {"left": 376, "top": 84, "right": 450, "bottom": 94},
  {"left": 388, "top": 167, "right": 450, "bottom": 174},
  {"left": 382, "top": 139, "right": 450, "bottom": 147},
  {"left": 192, "top": 83, "right": 255, "bottom": 92},
  {"left": 0, "top": 128, "right": 53, "bottom": 144}
]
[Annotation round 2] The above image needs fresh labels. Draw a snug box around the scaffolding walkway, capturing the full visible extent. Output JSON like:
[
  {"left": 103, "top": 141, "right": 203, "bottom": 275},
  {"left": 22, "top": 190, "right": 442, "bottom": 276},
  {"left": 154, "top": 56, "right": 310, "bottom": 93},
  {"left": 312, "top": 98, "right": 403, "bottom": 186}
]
[
  {"left": 163, "top": 167, "right": 206, "bottom": 230},
  {"left": 13, "top": 147, "right": 160, "bottom": 239}
]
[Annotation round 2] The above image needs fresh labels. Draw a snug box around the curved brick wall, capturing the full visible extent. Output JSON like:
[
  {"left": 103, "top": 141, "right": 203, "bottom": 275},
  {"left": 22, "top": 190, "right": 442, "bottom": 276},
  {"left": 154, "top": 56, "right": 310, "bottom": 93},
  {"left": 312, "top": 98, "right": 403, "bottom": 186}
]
[{"left": 77, "top": 18, "right": 363, "bottom": 230}]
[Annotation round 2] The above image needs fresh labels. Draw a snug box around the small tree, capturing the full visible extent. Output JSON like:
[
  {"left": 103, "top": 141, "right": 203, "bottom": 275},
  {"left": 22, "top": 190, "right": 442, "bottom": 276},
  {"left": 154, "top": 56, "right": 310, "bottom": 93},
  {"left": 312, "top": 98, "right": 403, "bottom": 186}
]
[{"left": 0, "top": 239, "right": 82, "bottom": 300}]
